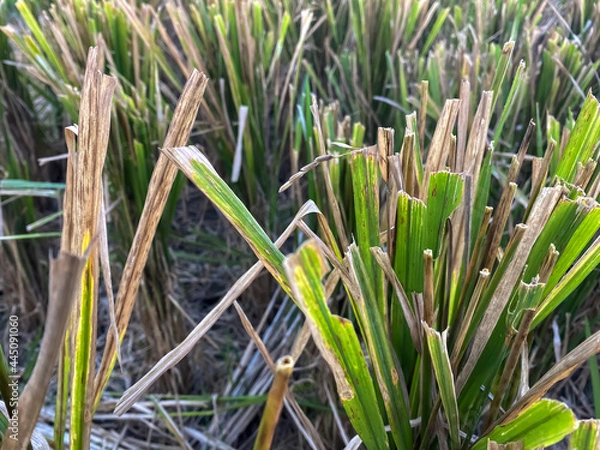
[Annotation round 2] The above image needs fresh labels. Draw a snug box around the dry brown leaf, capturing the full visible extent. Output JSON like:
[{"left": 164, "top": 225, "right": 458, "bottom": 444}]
[
  {"left": 60, "top": 46, "right": 117, "bottom": 448},
  {"left": 233, "top": 301, "right": 275, "bottom": 371},
  {"left": 456, "top": 79, "right": 470, "bottom": 172},
  {"left": 422, "top": 99, "right": 460, "bottom": 197},
  {"left": 94, "top": 70, "right": 209, "bottom": 405},
  {"left": 464, "top": 91, "right": 493, "bottom": 191},
  {"left": 484, "top": 308, "right": 536, "bottom": 432},
  {"left": 457, "top": 186, "right": 564, "bottom": 393}
]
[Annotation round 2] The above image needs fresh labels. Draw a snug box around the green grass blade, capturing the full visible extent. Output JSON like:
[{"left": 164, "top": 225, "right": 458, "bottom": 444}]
[
  {"left": 543, "top": 200, "right": 600, "bottom": 291},
  {"left": 285, "top": 241, "right": 389, "bottom": 450},
  {"left": 0, "top": 232, "right": 62, "bottom": 241},
  {"left": 425, "top": 171, "right": 464, "bottom": 258},
  {"left": 0, "top": 345, "right": 15, "bottom": 421},
  {"left": 350, "top": 148, "right": 384, "bottom": 314},
  {"left": 421, "top": 8, "right": 449, "bottom": 56},
  {"left": 533, "top": 234, "right": 600, "bottom": 327},
  {"left": 555, "top": 92, "right": 600, "bottom": 183},
  {"left": 473, "top": 399, "right": 576, "bottom": 450},
  {"left": 162, "top": 146, "right": 290, "bottom": 294},
  {"left": 523, "top": 198, "right": 582, "bottom": 282},
  {"left": 493, "top": 60, "right": 526, "bottom": 147},
  {"left": 15, "top": 0, "right": 68, "bottom": 81},
  {"left": 489, "top": 41, "right": 515, "bottom": 111},
  {"left": 470, "top": 147, "right": 493, "bottom": 253},
  {"left": 348, "top": 244, "right": 412, "bottom": 450},
  {"left": 569, "top": 420, "right": 600, "bottom": 449},
  {"left": 0, "top": 180, "right": 66, "bottom": 190},
  {"left": 394, "top": 192, "right": 426, "bottom": 294},
  {"left": 70, "top": 241, "right": 95, "bottom": 449},
  {"left": 55, "top": 341, "right": 70, "bottom": 450},
  {"left": 424, "top": 324, "right": 460, "bottom": 448}
]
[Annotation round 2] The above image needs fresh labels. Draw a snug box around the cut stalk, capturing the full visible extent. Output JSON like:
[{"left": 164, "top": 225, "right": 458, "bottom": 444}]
[{"left": 253, "top": 356, "right": 295, "bottom": 450}]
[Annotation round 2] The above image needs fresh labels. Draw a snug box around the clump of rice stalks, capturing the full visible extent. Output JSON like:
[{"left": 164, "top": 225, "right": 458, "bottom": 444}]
[
  {"left": 9, "top": 0, "right": 600, "bottom": 237},
  {"left": 3, "top": 0, "right": 313, "bottom": 227},
  {"left": 0, "top": 0, "right": 63, "bottom": 316},
  {"left": 5, "top": 2, "right": 600, "bottom": 339},
  {"left": 148, "top": 0, "right": 313, "bottom": 218},
  {"left": 1, "top": 0, "right": 206, "bottom": 377},
  {"left": 3, "top": 1, "right": 600, "bottom": 447},
  {"left": 2, "top": 3, "right": 318, "bottom": 395},
  {"left": 0, "top": 47, "right": 208, "bottom": 448},
  {"left": 313, "top": 0, "right": 600, "bottom": 159},
  {"left": 93, "top": 68, "right": 208, "bottom": 410},
  {"left": 57, "top": 47, "right": 117, "bottom": 450},
  {"left": 0, "top": 46, "right": 114, "bottom": 450},
  {"left": 117, "top": 79, "right": 600, "bottom": 448}
]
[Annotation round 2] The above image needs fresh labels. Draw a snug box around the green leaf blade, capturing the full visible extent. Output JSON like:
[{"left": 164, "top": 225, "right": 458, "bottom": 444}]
[
  {"left": 473, "top": 399, "right": 576, "bottom": 450},
  {"left": 285, "top": 241, "right": 390, "bottom": 450},
  {"left": 425, "top": 171, "right": 464, "bottom": 258},
  {"left": 424, "top": 324, "right": 460, "bottom": 448},
  {"left": 348, "top": 245, "right": 413, "bottom": 450},
  {"left": 569, "top": 420, "right": 600, "bottom": 450}
]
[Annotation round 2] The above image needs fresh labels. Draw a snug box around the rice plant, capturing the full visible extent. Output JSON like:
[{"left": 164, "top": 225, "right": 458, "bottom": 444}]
[
  {"left": 1, "top": 0, "right": 600, "bottom": 448},
  {"left": 0, "top": 0, "right": 63, "bottom": 314},
  {"left": 1, "top": 0, "right": 205, "bottom": 385},
  {"left": 121, "top": 78, "right": 600, "bottom": 448},
  {"left": 310, "top": 0, "right": 600, "bottom": 158},
  {"left": 0, "top": 47, "right": 208, "bottom": 449}
]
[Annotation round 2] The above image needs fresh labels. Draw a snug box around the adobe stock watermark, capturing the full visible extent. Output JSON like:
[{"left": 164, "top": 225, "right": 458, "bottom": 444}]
[{"left": 7, "top": 314, "right": 19, "bottom": 442}]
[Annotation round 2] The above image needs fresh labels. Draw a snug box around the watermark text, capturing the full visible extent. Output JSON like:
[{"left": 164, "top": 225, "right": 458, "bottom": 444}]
[{"left": 7, "top": 315, "right": 19, "bottom": 441}]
